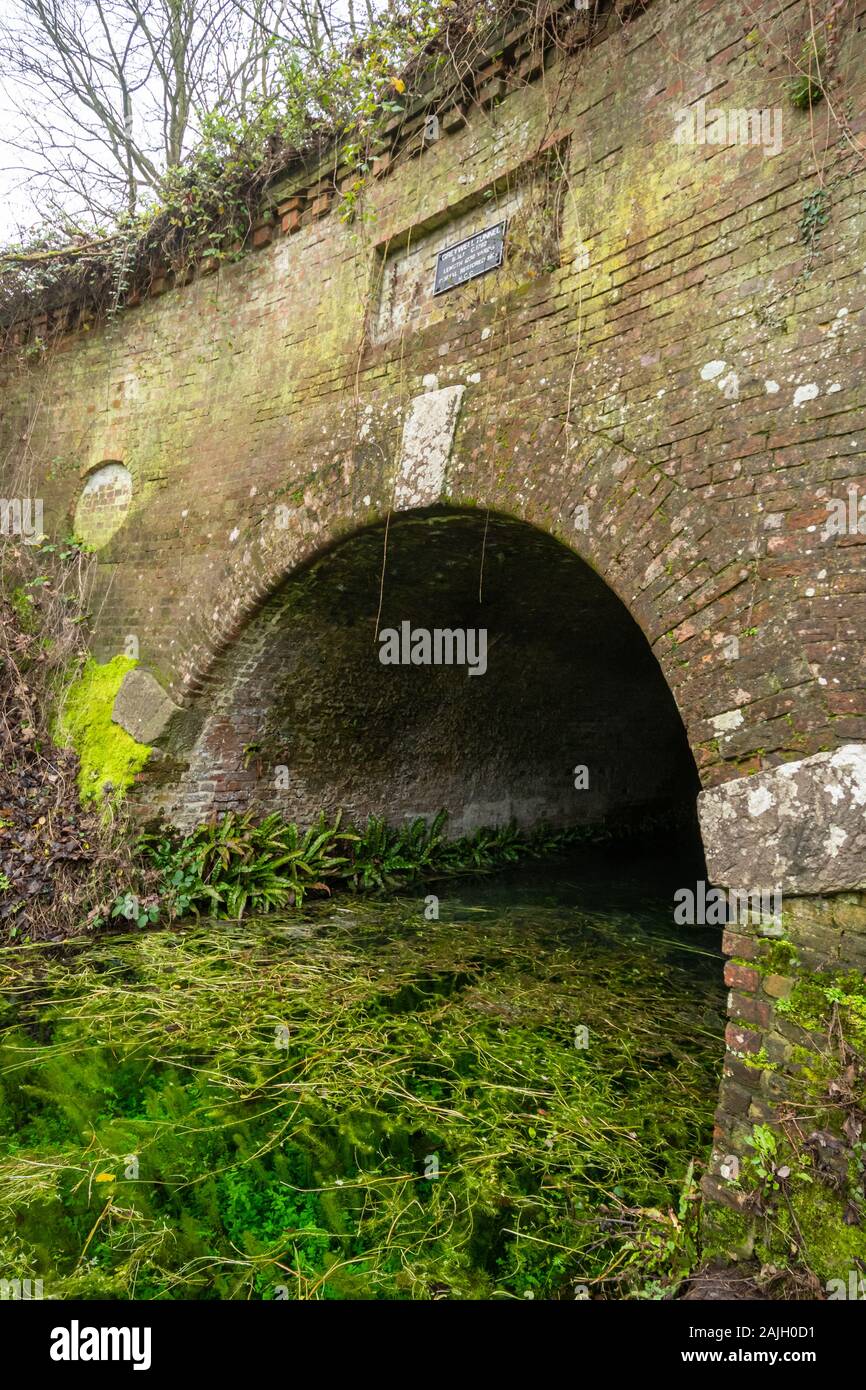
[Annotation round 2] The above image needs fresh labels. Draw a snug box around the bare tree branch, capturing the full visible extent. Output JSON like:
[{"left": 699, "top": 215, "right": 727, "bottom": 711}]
[{"left": 0, "top": 0, "right": 382, "bottom": 228}]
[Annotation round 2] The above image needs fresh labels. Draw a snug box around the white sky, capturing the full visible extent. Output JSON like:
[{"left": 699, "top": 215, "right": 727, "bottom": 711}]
[
  {"left": 0, "top": 70, "right": 38, "bottom": 241},
  {"left": 0, "top": 0, "right": 379, "bottom": 245}
]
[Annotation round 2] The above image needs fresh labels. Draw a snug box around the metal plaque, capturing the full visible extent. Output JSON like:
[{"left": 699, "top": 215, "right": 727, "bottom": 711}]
[{"left": 433, "top": 220, "right": 506, "bottom": 296}]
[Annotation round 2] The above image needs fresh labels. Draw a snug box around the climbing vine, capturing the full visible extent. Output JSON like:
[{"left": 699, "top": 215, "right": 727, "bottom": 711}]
[{"left": 0, "top": 0, "right": 518, "bottom": 338}]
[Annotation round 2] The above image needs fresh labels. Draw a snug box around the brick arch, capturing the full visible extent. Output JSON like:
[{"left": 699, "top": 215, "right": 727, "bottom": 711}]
[
  {"left": 138, "top": 502, "right": 704, "bottom": 835},
  {"left": 144, "top": 462, "right": 680, "bottom": 735},
  {"left": 133, "top": 404, "right": 827, "bottom": 811}
]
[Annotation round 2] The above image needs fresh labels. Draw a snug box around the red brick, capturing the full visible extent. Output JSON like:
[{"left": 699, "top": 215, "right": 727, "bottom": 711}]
[{"left": 724, "top": 962, "right": 760, "bottom": 992}]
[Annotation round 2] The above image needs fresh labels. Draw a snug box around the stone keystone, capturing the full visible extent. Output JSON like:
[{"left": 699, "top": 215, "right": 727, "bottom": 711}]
[
  {"left": 698, "top": 744, "right": 866, "bottom": 895},
  {"left": 112, "top": 668, "right": 180, "bottom": 745},
  {"left": 394, "top": 385, "right": 465, "bottom": 509}
]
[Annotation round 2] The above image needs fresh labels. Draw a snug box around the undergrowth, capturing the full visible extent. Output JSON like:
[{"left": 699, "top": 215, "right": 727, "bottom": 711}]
[
  {"left": 130, "top": 807, "right": 675, "bottom": 927},
  {"left": 708, "top": 950, "right": 866, "bottom": 1294},
  {"left": 0, "top": 535, "right": 154, "bottom": 942}
]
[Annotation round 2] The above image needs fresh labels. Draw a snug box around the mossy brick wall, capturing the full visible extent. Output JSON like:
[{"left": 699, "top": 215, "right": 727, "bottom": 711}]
[
  {"left": 1, "top": 0, "right": 865, "bottom": 808},
  {"left": 712, "top": 894, "right": 866, "bottom": 1182},
  {"left": 1, "top": 0, "right": 864, "bottom": 805},
  {"left": 703, "top": 893, "right": 866, "bottom": 1284},
  {"left": 1, "top": 0, "right": 866, "bottom": 1250}
]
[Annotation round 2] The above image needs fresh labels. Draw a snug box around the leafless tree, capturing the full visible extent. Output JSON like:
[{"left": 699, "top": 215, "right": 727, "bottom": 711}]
[{"left": 0, "top": 0, "right": 382, "bottom": 230}]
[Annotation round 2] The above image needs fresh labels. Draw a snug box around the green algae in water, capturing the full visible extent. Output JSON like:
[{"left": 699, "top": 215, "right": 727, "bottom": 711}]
[{"left": 0, "top": 872, "right": 724, "bottom": 1299}]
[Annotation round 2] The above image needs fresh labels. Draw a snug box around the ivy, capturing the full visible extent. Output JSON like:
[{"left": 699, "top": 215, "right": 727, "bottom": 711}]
[{"left": 0, "top": 0, "right": 507, "bottom": 331}]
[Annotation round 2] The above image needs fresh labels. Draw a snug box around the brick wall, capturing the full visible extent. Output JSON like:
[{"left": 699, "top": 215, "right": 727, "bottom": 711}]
[
  {"left": 1, "top": 0, "right": 866, "bottom": 1249},
  {"left": 2, "top": 0, "right": 864, "bottom": 798},
  {"left": 701, "top": 891, "right": 866, "bottom": 1278}
]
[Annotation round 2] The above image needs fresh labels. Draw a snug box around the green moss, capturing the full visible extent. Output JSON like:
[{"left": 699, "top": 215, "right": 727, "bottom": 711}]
[
  {"left": 9, "top": 585, "right": 38, "bottom": 633},
  {"left": 734, "top": 963, "right": 866, "bottom": 1288},
  {"left": 701, "top": 1202, "right": 754, "bottom": 1262},
  {"left": 755, "top": 1177, "right": 866, "bottom": 1284},
  {"left": 760, "top": 938, "right": 800, "bottom": 974},
  {"left": 740, "top": 1046, "right": 777, "bottom": 1072},
  {"left": 775, "top": 970, "right": 866, "bottom": 1053},
  {"left": 55, "top": 655, "right": 151, "bottom": 804}
]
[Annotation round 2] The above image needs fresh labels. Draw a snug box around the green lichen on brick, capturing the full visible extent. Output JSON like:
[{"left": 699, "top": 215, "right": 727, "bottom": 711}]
[
  {"left": 732, "top": 937, "right": 798, "bottom": 979},
  {"left": 776, "top": 969, "right": 866, "bottom": 1056},
  {"left": 755, "top": 1177, "right": 866, "bottom": 1283},
  {"left": 739, "top": 1045, "right": 776, "bottom": 1072},
  {"left": 732, "top": 964, "right": 866, "bottom": 1287},
  {"left": 55, "top": 655, "right": 151, "bottom": 803}
]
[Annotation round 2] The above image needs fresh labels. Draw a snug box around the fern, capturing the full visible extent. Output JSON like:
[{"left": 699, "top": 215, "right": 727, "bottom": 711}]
[{"left": 143, "top": 810, "right": 629, "bottom": 922}]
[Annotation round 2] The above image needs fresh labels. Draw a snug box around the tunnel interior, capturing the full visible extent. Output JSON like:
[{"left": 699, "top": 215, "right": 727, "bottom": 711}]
[{"left": 160, "top": 509, "right": 702, "bottom": 840}]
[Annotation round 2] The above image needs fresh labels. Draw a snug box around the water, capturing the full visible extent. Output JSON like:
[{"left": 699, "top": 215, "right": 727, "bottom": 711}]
[{"left": 0, "top": 852, "right": 725, "bottom": 1300}]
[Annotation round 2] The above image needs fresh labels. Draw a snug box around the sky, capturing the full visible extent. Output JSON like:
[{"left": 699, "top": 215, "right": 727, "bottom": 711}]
[
  {"left": 0, "top": 53, "right": 35, "bottom": 240},
  {"left": 0, "top": 0, "right": 387, "bottom": 246}
]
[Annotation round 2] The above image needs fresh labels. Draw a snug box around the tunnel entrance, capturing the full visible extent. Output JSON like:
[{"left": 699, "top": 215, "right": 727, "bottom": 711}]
[{"left": 156, "top": 508, "right": 701, "bottom": 841}]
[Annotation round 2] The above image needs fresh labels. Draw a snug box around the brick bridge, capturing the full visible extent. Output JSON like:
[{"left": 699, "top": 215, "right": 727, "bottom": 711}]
[{"left": 2, "top": 0, "right": 866, "bottom": 1248}]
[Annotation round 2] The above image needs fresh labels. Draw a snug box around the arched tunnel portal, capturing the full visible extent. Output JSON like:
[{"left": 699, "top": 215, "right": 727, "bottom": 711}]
[{"left": 143, "top": 507, "right": 702, "bottom": 845}]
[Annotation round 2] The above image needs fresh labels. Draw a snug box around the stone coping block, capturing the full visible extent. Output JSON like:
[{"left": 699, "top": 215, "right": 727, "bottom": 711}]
[
  {"left": 698, "top": 744, "right": 866, "bottom": 895},
  {"left": 112, "top": 668, "right": 180, "bottom": 746}
]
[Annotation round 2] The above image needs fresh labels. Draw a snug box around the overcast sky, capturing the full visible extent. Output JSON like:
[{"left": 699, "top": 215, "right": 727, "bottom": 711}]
[
  {"left": 0, "top": 0, "right": 380, "bottom": 246},
  {"left": 0, "top": 66, "right": 36, "bottom": 241}
]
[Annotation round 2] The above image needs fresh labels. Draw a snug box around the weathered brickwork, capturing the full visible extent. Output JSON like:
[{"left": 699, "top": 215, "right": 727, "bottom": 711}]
[
  {"left": 703, "top": 891, "right": 866, "bottom": 1267},
  {"left": 2, "top": 0, "right": 865, "bottom": 801},
  {"left": 371, "top": 141, "right": 566, "bottom": 343},
  {"left": 1, "top": 0, "right": 865, "bottom": 1243},
  {"left": 72, "top": 462, "right": 134, "bottom": 548}
]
